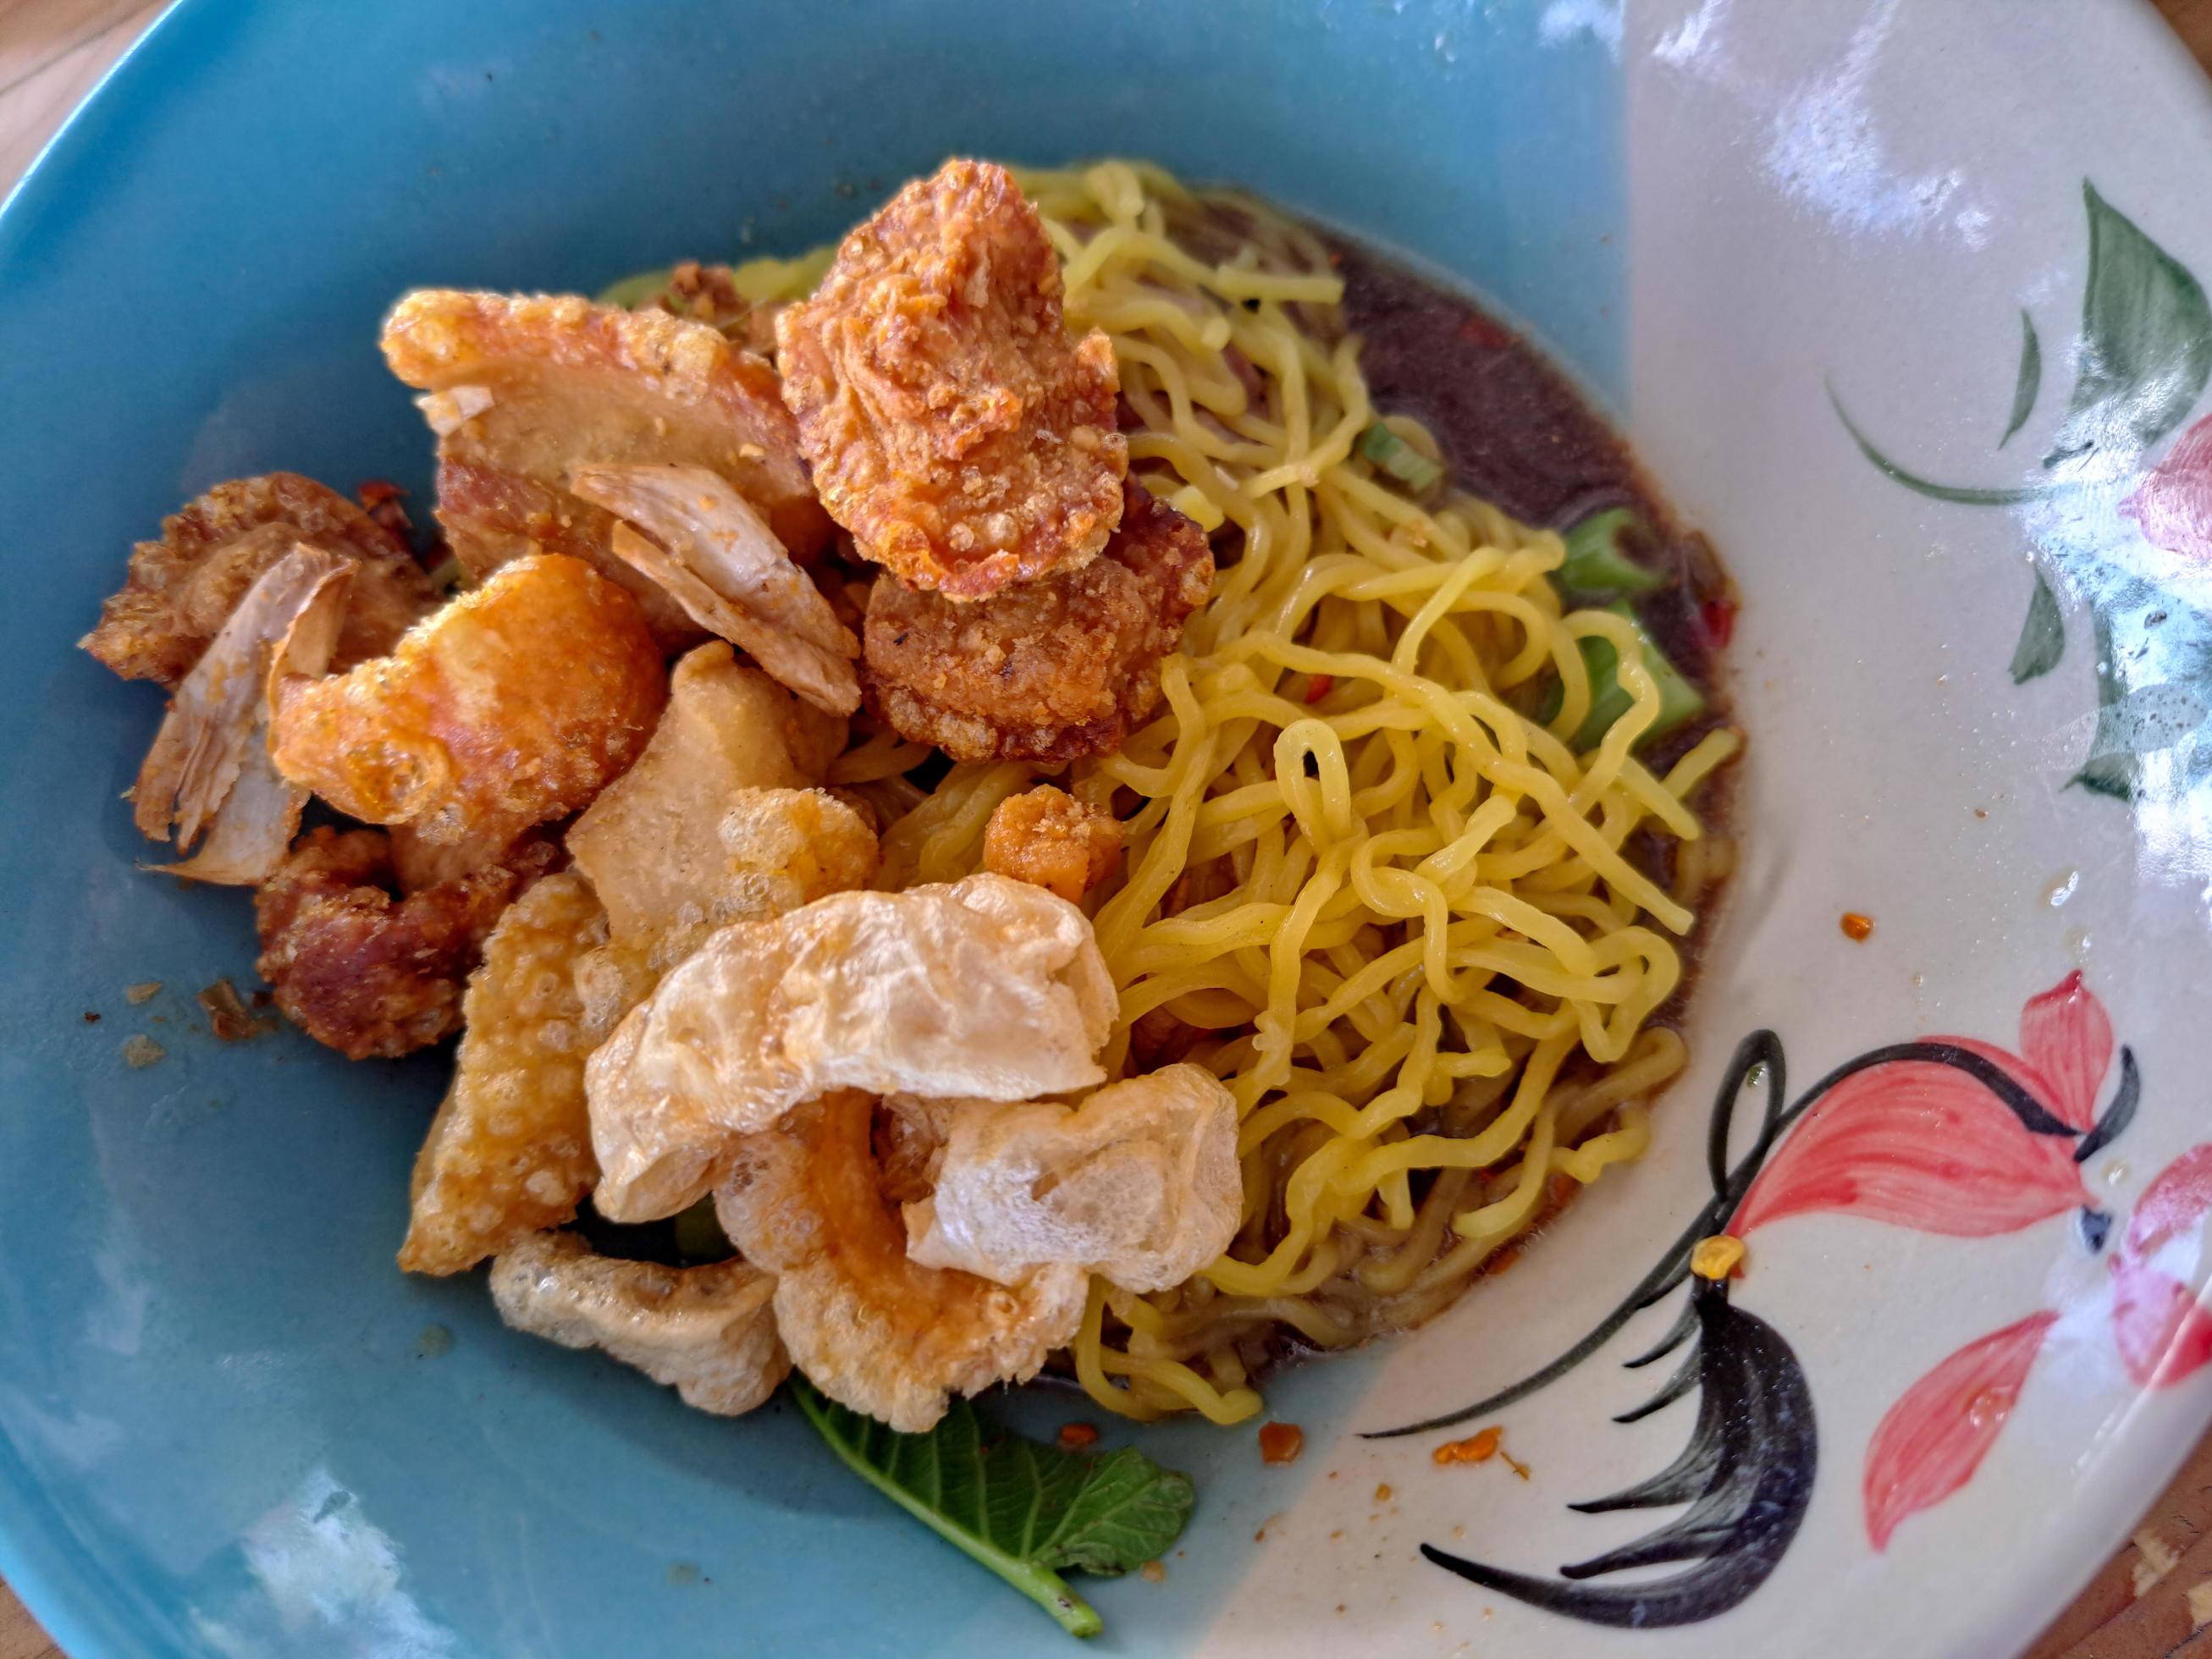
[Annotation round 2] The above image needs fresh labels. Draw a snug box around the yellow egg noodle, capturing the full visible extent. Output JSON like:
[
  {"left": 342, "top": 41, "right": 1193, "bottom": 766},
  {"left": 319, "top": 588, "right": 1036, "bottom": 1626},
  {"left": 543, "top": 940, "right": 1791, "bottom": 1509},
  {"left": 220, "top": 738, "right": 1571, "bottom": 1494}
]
[{"left": 821, "top": 160, "right": 1739, "bottom": 1425}]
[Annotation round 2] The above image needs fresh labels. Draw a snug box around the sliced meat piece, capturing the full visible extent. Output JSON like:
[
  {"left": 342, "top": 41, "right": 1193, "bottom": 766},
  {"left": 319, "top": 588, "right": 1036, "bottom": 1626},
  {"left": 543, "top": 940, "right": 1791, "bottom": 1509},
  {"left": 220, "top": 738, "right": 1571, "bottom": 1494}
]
[
  {"left": 777, "top": 159, "right": 1128, "bottom": 599},
  {"left": 82, "top": 472, "right": 437, "bottom": 688},
  {"left": 491, "top": 1230, "right": 787, "bottom": 1416},
  {"left": 269, "top": 553, "right": 666, "bottom": 850},
  {"left": 863, "top": 481, "right": 1212, "bottom": 762},
  {"left": 253, "top": 826, "right": 555, "bottom": 1060},
  {"left": 715, "top": 1089, "right": 1084, "bottom": 1432},
  {"left": 381, "top": 289, "right": 832, "bottom": 644}
]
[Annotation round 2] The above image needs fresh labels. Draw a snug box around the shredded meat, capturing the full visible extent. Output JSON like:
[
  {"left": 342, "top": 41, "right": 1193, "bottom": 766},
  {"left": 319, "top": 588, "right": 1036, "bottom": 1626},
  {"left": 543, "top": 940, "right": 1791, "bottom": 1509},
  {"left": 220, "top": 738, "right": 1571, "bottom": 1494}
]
[
  {"left": 268, "top": 553, "right": 667, "bottom": 849},
  {"left": 381, "top": 289, "right": 832, "bottom": 645},
  {"left": 777, "top": 159, "right": 1128, "bottom": 599},
  {"left": 253, "top": 827, "right": 555, "bottom": 1060},
  {"left": 863, "top": 481, "right": 1212, "bottom": 761},
  {"left": 81, "top": 473, "right": 437, "bottom": 688},
  {"left": 982, "top": 785, "right": 1122, "bottom": 902}
]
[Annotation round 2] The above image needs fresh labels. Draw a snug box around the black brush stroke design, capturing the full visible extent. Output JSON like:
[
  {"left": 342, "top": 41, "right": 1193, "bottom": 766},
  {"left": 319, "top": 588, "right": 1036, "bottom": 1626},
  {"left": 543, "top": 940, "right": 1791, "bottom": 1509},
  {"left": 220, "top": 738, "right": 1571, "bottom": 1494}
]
[{"left": 1382, "top": 1027, "right": 2140, "bottom": 1629}]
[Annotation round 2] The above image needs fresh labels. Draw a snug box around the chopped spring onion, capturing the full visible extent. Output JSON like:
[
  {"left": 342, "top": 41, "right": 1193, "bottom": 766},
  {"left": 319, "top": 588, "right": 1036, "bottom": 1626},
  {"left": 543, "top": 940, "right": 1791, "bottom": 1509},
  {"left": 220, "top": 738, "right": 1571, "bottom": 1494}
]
[
  {"left": 727, "top": 245, "right": 838, "bottom": 305},
  {"left": 1557, "top": 507, "right": 1665, "bottom": 595},
  {"left": 1539, "top": 601, "right": 1706, "bottom": 750},
  {"left": 1358, "top": 422, "right": 1445, "bottom": 495},
  {"left": 593, "top": 267, "right": 677, "bottom": 310}
]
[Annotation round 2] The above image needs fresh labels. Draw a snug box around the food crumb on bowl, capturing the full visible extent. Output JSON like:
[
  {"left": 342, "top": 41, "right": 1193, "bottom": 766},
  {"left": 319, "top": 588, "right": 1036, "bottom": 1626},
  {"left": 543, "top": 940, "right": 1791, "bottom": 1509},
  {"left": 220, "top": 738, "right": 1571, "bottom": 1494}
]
[
  {"left": 1691, "top": 1234, "right": 1747, "bottom": 1280},
  {"left": 121, "top": 1034, "right": 164, "bottom": 1068},
  {"left": 197, "top": 977, "right": 271, "bottom": 1041},
  {"left": 416, "top": 1323, "right": 454, "bottom": 1359},
  {"left": 1433, "top": 1428, "right": 1503, "bottom": 1466},
  {"left": 81, "top": 1011, "right": 100, "bottom": 1023},
  {"left": 1139, "top": 1560, "right": 1167, "bottom": 1584},
  {"left": 1258, "top": 1420, "right": 1304, "bottom": 1464},
  {"left": 1374, "top": 1481, "right": 1393, "bottom": 1502},
  {"left": 1056, "top": 1420, "right": 1099, "bottom": 1451},
  {"left": 1840, "top": 911, "right": 1874, "bottom": 941},
  {"left": 124, "top": 980, "right": 162, "bottom": 1005}
]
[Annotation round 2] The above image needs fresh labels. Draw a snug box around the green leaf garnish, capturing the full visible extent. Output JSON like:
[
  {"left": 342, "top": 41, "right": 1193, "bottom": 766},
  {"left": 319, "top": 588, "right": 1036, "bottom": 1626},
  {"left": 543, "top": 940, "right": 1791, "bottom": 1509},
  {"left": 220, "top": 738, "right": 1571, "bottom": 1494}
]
[
  {"left": 1557, "top": 507, "right": 1664, "bottom": 595},
  {"left": 792, "top": 1379, "right": 1195, "bottom": 1639},
  {"left": 1358, "top": 421, "right": 1445, "bottom": 495}
]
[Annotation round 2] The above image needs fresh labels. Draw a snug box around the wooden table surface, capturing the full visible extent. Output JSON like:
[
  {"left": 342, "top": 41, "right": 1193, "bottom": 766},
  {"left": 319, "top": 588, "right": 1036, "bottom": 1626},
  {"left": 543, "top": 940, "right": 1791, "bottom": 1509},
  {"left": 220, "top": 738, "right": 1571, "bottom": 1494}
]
[{"left": 5, "top": 3, "right": 2212, "bottom": 1656}]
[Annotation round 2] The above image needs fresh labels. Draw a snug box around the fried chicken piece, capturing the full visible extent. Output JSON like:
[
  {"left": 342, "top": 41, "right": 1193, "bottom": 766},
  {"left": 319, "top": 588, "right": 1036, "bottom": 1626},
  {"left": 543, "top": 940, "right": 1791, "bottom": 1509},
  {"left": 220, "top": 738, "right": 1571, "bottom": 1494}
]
[
  {"left": 132, "top": 547, "right": 353, "bottom": 885},
  {"left": 777, "top": 159, "right": 1128, "bottom": 599},
  {"left": 269, "top": 553, "right": 666, "bottom": 850},
  {"left": 982, "top": 785, "right": 1123, "bottom": 902},
  {"left": 398, "top": 873, "right": 657, "bottom": 1274},
  {"left": 903, "top": 1064, "right": 1240, "bottom": 1294},
  {"left": 714, "top": 1090, "right": 1085, "bottom": 1431},
  {"left": 382, "top": 289, "right": 832, "bottom": 644},
  {"left": 586, "top": 873, "right": 1117, "bottom": 1222},
  {"left": 490, "top": 1229, "right": 787, "bottom": 1416},
  {"left": 569, "top": 462, "right": 860, "bottom": 714},
  {"left": 253, "top": 826, "right": 555, "bottom": 1060},
  {"left": 82, "top": 472, "right": 438, "bottom": 688},
  {"left": 863, "top": 481, "right": 1212, "bottom": 761}
]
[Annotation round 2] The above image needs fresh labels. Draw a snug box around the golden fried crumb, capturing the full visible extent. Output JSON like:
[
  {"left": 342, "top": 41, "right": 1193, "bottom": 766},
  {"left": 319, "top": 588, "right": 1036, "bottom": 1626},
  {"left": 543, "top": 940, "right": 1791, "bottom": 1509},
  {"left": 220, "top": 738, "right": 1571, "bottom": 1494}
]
[
  {"left": 252, "top": 826, "right": 554, "bottom": 1060},
  {"left": 863, "top": 482, "right": 1211, "bottom": 761},
  {"left": 269, "top": 554, "right": 667, "bottom": 849},
  {"left": 381, "top": 289, "right": 831, "bottom": 645},
  {"left": 982, "top": 785, "right": 1122, "bottom": 902},
  {"left": 81, "top": 472, "right": 435, "bottom": 688},
  {"left": 778, "top": 160, "right": 1128, "bottom": 599}
]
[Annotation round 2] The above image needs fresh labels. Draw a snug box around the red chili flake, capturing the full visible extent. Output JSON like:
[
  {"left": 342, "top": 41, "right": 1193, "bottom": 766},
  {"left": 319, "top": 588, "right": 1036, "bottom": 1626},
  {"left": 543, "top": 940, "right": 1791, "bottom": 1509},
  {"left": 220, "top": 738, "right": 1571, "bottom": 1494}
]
[
  {"left": 357, "top": 479, "right": 405, "bottom": 508},
  {"left": 1840, "top": 912, "right": 1875, "bottom": 942},
  {"left": 1701, "top": 598, "right": 1739, "bottom": 649},
  {"left": 1056, "top": 1421, "right": 1100, "bottom": 1452},
  {"left": 1258, "top": 1421, "right": 1305, "bottom": 1465},
  {"left": 1455, "top": 313, "right": 1514, "bottom": 350},
  {"left": 1304, "top": 673, "right": 1335, "bottom": 704}
]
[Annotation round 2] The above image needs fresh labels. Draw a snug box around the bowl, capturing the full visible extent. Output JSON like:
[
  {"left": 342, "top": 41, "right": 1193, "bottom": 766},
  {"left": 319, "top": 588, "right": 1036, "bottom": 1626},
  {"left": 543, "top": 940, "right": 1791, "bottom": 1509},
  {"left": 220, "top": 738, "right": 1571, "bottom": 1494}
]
[{"left": 5, "top": 2, "right": 2212, "bottom": 1654}]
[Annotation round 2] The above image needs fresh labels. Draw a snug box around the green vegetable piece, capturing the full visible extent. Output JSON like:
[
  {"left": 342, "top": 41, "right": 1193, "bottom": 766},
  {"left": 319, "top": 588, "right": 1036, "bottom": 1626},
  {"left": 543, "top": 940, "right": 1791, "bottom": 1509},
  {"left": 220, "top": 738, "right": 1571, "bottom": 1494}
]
[
  {"left": 792, "top": 1379, "right": 1196, "bottom": 1640},
  {"left": 593, "top": 266, "right": 677, "bottom": 310},
  {"left": 1358, "top": 422, "right": 1445, "bottom": 495},
  {"left": 1557, "top": 507, "right": 1665, "bottom": 595},
  {"left": 1551, "top": 602, "right": 1705, "bottom": 750}
]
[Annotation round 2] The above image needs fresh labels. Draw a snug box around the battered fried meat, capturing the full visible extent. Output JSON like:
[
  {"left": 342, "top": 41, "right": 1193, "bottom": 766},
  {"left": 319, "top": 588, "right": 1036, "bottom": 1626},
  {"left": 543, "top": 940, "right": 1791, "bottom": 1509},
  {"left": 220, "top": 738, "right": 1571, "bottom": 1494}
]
[
  {"left": 982, "top": 785, "right": 1122, "bottom": 902},
  {"left": 777, "top": 159, "right": 1128, "bottom": 599},
  {"left": 863, "top": 481, "right": 1212, "bottom": 762}
]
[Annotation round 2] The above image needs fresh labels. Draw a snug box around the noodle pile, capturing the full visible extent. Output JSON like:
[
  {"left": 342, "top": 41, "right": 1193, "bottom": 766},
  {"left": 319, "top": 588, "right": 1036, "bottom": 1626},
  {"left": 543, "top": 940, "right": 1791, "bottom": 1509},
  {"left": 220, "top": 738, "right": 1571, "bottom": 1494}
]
[{"left": 828, "top": 162, "right": 1740, "bottom": 1423}]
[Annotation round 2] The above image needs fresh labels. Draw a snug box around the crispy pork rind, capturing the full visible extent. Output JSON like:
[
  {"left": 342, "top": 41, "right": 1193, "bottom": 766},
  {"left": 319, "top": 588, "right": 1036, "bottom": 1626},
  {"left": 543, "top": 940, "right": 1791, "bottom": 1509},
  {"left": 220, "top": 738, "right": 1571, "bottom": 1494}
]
[
  {"left": 381, "top": 289, "right": 831, "bottom": 642},
  {"left": 82, "top": 472, "right": 437, "bottom": 689},
  {"left": 982, "top": 785, "right": 1123, "bottom": 903},
  {"left": 132, "top": 546, "right": 352, "bottom": 885},
  {"left": 714, "top": 1090, "right": 1084, "bottom": 1431},
  {"left": 565, "top": 640, "right": 854, "bottom": 949},
  {"left": 777, "top": 159, "right": 1128, "bottom": 599},
  {"left": 863, "top": 481, "right": 1212, "bottom": 762},
  {"left": 269, "top": 553, "right": 666, "bottom": 849},
  {"left": 568, "top": 462, "right": 860, "bottom": 714},
  {"left": 490, "top": 1229, "right": 788, "bottom": 1416},
  {"left": 586, "top": 873, "right": 1117, "bottom": 1222},
  {"left": 253, "top": 827, "right": 555, "bottom": 1060},
  {"left": 398, "top": 874, "right": 656, "bottom": 1274},
  {"left": 903, "top": 1064, "right": 1240, "bottom": 1294}
]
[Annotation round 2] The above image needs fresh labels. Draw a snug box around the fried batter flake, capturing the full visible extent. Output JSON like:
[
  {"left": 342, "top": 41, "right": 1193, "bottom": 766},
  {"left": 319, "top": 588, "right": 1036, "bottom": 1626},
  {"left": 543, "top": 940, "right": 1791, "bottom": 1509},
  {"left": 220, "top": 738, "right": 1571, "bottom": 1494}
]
[
  {"left": 398, "top": 873, "right": 656, "bottom": 1274},
  {"left": 777, "top": 159, "right": 1128, "bottom": 599},
  {"left": 566, "top": 640, "right": 855, "bottom": 950},
  {"left": 715, "top": 1091, "right": 1084, "bottom": 1431},
  {"left": 269, "top": 553, "right": 666, "bottom": 849},
  {"left": 587, "top": 873, "right": 1117, "bottom": 1222},
  {"left": 254, "top": 827, "right": 554, "bottom": 1060},
  {"left": 381, "top": 289, "right": 831, "bottom": 642},
  {"left": 82, "top": 473, "right": 437, "bottom": 689},
  {"left": 569, "top": 462, "right": 860, "bottom": 714},
  {"left": 863, "top": 481, "right": 1212, "bottom": 762},
  {"left": 133, "top": 546, "right": 352, "bottom": 886},
  {"left": 982, "top": 785, "right": 1123, "bottom": 902},
  {"left": 490, "top": 1229, "right": 788, "bottom": 1416},
  {"left": 903, "top": 1063, "right": 1241, "bottom": 1295}
]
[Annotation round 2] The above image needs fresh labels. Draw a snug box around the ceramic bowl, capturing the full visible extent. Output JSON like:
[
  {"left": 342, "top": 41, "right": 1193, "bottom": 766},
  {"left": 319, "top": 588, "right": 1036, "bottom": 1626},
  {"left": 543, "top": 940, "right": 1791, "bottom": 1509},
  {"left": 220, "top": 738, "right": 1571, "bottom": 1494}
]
[{"left": 5, "top": 2, "right": 2212, "bottom": 1654}]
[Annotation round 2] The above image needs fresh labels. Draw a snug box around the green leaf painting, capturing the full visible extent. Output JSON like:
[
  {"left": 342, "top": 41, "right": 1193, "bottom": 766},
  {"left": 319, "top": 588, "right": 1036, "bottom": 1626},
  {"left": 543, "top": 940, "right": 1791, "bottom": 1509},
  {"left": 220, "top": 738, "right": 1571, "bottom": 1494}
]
[{"left": 1835, "top": 180, "right": 2212, "bottom": 809}]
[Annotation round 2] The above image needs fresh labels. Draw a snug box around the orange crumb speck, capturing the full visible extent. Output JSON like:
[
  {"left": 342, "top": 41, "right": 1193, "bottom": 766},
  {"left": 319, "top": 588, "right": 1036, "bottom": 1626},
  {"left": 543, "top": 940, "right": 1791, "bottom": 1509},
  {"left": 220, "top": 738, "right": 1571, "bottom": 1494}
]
[
  {"left": 1330, "top": 1529, "right": 1344, "bottom": 1540},
  {"left": 1140, "top": 1561, "right": 1167, "bottom": 1584},
  {"left": 1259, "top": 1421, "right": 1305, "bottom": 1465},
  {"left": 1691, "top": 1234, "right": 1748, "bottom": 1281},
  {"left": 1374, "top": 1482, "right": 1393, "bottom": 1502},
  {"left": 1056, "top": 1421, "right": 1100, "bottom": 1451},
  {"left": 1433, "top": 1428, "right": 1503, "bottom": 1466},
  {"left": 1548, "top": 1173, "right": 1576, "bottom": 1206},
  {"left": 1304, "top": 673, "right": 1335, "bottom": 704},
  {"left": 1840, "top": 912, "right": 1875, "bottom": 942},
  {"left": 1485, "top": 1245, "right": 1523, "bottom": 1276}
]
